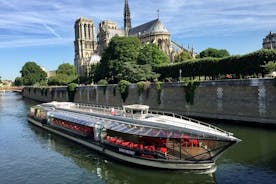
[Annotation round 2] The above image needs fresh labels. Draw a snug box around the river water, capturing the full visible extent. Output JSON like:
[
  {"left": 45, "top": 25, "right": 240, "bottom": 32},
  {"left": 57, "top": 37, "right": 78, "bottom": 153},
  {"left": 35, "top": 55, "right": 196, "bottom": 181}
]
[{"left": 1, "top": 92, "right": 276, "bottom": 184}]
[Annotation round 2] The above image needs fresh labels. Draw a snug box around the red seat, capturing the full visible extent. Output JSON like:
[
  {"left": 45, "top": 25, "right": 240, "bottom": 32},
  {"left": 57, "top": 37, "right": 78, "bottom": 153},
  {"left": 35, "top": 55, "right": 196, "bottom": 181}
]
[
  {"left": 122, "top": 141, "right": 130, "bottom": 147},
  {"left": 110, "top": 137, "right": 117, "bottom": 143},
  {"left": 128, "top": 143, "right": 134, "bottom": 148},
  {"left": 116, "top": 139, "right": 123, "bottom": 144},
  {"left": 159, "top": 147, "right": 168, "bottom": 154},
  {"left": 145, "top": 145, "right": 155, "bottom": 151},
  {"left": 133, "top": 144, "right": 139, "bottom": 149},
  {"left": 190, "top": 139, "right": 199, "bottom": 147}
]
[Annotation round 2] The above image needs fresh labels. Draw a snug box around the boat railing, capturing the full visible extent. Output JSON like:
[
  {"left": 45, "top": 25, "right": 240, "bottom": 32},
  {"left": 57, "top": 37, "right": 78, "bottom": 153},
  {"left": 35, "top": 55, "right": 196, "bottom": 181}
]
[
  {"left": 148, "top": 110, "right": 233, "bottom": 136},
  {"left": 56, "top": 102, "right": 232, "bottom": 136},
  {"left": 71, "top": 103, "right": 124, "bottom": 116}
]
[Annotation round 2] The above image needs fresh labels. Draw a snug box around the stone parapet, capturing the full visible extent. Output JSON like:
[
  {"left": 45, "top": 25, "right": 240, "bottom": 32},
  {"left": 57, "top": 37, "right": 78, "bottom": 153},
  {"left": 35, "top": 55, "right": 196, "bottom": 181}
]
[{"left": 23, "top": 79, "right": 276, "bottom": 124}]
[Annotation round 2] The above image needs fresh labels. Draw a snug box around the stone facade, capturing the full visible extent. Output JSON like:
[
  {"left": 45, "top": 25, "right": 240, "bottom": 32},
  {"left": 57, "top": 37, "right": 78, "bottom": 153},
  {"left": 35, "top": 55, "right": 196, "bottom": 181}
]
[
  {"left": 74, "top": 18, "right": 98, "bottom": 76},
  {"left": 263, "top": 31, "right": 276, "bottom": 49},
  {"left": 97, "top": 20, "right": 126, "bottom": 55},
  {"left": 23, "top": 79, "right": 276, "bottom": 124},
  {"left": 74, "top": 0, "right": 190, "bottom": 77},
  {"left": 129, "top": 19, "right": 171, "bottom": 56}
]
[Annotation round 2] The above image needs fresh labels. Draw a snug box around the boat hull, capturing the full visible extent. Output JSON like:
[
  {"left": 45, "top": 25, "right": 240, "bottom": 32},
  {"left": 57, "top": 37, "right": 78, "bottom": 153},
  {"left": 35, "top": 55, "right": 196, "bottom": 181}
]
[{"left": 28, "top": 117, "right": 216, "bottom": 171}]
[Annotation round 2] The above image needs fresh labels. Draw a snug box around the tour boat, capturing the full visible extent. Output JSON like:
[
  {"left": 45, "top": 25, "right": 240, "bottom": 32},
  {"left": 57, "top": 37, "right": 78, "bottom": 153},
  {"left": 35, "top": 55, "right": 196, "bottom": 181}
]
[{"left": 28, "top": 101, "right": 240, "bottom": 171}]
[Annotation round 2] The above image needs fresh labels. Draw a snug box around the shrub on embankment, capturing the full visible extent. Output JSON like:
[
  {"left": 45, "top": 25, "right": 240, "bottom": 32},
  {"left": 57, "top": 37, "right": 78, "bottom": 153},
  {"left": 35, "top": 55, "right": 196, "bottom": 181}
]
[
  {"left": 67, "top": 83, "right": 77, "bottom": 102},
  {"left": 154, "top": 49, "right": 276, "bottom": 80}
]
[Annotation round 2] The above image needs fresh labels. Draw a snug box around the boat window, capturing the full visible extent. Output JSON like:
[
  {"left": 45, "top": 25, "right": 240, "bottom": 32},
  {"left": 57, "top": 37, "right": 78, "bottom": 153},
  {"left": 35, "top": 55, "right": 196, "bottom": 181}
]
[{"left": 133, "top": 109, "right": 142, "bottom": 114}]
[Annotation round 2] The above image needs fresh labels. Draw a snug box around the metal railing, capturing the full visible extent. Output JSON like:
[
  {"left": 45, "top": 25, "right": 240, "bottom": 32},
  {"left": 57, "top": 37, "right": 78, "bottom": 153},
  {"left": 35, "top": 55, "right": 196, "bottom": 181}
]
[
  {"left": 56, "top": 102, "right": 233, "bottom": 136},
  {"left": 148, "top": 110, "right": 233, "bottom": 136},
  {"left": 72, "top": 103, "right": 124, "bottom": 116}
]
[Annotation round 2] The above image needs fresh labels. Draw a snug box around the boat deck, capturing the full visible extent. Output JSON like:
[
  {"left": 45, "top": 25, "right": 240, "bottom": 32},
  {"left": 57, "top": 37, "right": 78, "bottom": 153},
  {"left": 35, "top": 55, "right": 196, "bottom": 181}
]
[{"left": 46, "top": 102, "right": 235, "bottom": 140}]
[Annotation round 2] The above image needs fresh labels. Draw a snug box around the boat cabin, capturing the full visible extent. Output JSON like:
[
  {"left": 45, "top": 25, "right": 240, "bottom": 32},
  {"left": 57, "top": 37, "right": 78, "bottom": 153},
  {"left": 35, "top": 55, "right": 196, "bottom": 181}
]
[{"left": 123, "top": 104, "right": 149, "bottom": 118}]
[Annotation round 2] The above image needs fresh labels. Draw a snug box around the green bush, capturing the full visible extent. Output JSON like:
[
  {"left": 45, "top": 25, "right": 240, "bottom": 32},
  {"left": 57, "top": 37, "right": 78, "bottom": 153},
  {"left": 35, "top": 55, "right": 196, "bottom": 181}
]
[
  {"left": 97, "top": 79, "right": 108, "bottom": 85},
  {"left": 154, "top": 49, "right": 276, "bottom": 80},
  {"left": 136, "top": 81, "right": 145, "bottom": 96},
  {"left": 67, "top": 83, "right": 78, "bottom": 102},
  {"left": 182, "top": 80, "right": 200, "bottom": 105},
  {"left": 263, "top": 61, "right": 276, "bottom": 73},
  {"left": 154, "top": 80, "right": 162, "bottom": 104},
  {"left": 118, "top": 80, "right": 131, "bottom": 102}
]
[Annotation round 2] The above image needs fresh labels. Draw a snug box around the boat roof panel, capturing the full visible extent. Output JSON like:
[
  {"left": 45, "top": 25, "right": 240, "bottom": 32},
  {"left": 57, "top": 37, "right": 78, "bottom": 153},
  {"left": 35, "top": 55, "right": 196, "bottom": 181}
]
[
  {"left": 123, "top": 104, "right": 149, "bottom": 110},
  {"left": 46, "top": 108, "right": 230, "bottom": 140}
]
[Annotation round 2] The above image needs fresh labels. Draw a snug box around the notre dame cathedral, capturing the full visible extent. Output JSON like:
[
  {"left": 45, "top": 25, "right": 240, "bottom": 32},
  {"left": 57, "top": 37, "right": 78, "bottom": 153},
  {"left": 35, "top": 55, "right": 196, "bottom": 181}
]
[{"left": 74, "top": 0, "right": 189, "bottom": 77}]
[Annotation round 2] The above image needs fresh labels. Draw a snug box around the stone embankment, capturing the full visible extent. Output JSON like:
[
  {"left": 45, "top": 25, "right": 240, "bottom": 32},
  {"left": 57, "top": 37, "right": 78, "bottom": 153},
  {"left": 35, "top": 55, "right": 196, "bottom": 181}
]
[{"left": 23, "top": 79, "right": 276, "bottom": 124}]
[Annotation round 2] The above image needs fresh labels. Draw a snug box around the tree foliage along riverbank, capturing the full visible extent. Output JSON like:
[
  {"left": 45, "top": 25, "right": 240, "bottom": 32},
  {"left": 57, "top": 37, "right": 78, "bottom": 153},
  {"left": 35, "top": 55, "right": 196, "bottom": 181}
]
[
  {"left": 20, "top": 62, "right": 47, "bottom": 86},
  {"left": 93, "top": 36, "right": 169, "bottom": 83},
  {"left": 48, "top": 63, "right": 78, "bottom": 85},
  {"left": 154, "top": 49, "right": 276, "bottom": 80}
]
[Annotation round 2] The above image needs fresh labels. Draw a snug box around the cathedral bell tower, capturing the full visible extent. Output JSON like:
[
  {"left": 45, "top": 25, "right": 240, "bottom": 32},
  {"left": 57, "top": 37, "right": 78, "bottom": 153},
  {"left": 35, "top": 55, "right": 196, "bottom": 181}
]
[
  {"left": 74, "top": 18, "right": 97, "bottom": 76},
  {"left": 124, "top": 0, "right": 131, "bottom": 33}
]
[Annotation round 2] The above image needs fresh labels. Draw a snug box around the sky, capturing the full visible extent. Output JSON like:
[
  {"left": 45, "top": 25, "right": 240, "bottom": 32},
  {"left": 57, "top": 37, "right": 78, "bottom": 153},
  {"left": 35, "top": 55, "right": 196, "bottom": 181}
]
[{"left": 0, "top": 0, "right": 276, "bottom": 80}]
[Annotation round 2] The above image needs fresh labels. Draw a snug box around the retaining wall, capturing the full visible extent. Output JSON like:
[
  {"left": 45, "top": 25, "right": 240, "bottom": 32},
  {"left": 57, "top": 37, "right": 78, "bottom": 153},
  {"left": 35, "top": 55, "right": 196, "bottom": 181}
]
[{"left": 22, "top": 79, "right": 276, "bottom": 124}]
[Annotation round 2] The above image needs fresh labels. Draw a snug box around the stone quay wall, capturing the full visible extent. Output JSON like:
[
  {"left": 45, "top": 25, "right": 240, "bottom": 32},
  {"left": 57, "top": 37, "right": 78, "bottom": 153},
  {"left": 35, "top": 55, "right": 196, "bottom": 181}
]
[{"left": 22, "top": 79, "right": 276, "bottom": 124}]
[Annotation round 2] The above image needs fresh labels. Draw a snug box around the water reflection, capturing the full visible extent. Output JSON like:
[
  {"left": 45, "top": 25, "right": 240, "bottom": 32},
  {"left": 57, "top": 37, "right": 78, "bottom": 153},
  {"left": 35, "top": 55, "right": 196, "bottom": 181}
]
[
  {"left": 1, "top": 92, "right": 276, "bottom": 184},
  {"left": 29, "top": 124, "right": 216, "bottom": 184},
  {"left": 216, "top": 124, "right": 276, "bottom": 170},
  {"left": 214, "top": 124, "right": 276, "bottom": 184}
]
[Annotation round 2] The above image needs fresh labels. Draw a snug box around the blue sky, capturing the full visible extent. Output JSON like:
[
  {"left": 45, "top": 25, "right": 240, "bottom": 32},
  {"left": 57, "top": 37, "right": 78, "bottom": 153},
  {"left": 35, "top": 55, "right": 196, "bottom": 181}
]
[{"left": 0, "top": 0, "right": 276, "bottom": 80}]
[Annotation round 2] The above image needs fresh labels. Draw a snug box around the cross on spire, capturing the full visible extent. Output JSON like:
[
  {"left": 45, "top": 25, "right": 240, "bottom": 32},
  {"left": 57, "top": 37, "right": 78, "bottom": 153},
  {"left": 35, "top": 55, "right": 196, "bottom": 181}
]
[{"left": 157, "top": 9, "right": 160, "bottom": 19}]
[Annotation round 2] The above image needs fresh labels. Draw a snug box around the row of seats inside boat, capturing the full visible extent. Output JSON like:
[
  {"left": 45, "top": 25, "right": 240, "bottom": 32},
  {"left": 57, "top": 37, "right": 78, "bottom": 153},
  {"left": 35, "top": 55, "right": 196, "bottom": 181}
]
[
  {"left": 52, "top": 118, "right": 93, "bottom": 137},
  {"left": 105, "top": 136, "right": 168, "bottom": 155}
]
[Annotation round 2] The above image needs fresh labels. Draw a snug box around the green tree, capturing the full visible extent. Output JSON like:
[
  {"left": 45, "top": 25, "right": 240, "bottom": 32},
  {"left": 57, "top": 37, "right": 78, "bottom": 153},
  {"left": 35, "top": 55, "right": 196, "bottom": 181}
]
[
  {"left": 20, "top": 62, "right": 47, "bottom": 85},
  {"left": 263, "top": 61, "right": 276, "bottom": 73},
  {"left": 94, "top": 37, "right": 165, "bottom": 83},
  {"left": 199, "top": 48, "right": 230, "bottom": 58},
  {"left": 48, "top": 63, "right": 78, "bottom": 85},
  {"left": 118, "top": 80, "right": 131, "bottom": 102},
  {"left": 174, "top": 51, "right": 193, "bottom": 63},
  {"left": 14, "top": 77, "right": 23, "bottom": 86},
  {"left": 67, "top": 83, "right": 78, "bottom": 102},
  {"left": 94, "top": 36, "right": 142, "bottom": 83},
  {"left": 137, "top": 44, "right": 169, "bottom": 65}
]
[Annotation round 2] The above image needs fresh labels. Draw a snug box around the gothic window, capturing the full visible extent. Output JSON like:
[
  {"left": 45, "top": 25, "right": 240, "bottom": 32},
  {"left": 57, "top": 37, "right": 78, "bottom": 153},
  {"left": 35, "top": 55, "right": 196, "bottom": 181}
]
[
  {"left": 84, "top": 24, "right": 87, "bottom": 39},
  {"left": 75, "top": 25, "right": 78, "bottom": 39},
  {"left": 88, "top": 25, "right": 91, "bottom": 39},
  {"left": 158, "top": 39, "right": 163, "bottom": 49}
]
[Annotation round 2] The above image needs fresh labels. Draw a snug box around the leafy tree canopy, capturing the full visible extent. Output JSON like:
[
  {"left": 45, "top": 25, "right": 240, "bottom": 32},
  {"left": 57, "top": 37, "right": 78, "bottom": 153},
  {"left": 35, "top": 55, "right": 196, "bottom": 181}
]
[
  {"left": 57, "top": 63, "right": 77, "bottom": 76},
  {"left": 263, "top": 61, "right": 276, "bottom": 73},
  {"left": 94, "top": 37, "right": 166, "bottom": 83},
  {"left": 137, "top": 44, "right": 169, "bottom": 65},
  {"left": 14, "top": 77, "right": 23, "bottom": 86},
  {"left": 174, "top": 50, "right": 193, "bottom": 63},
  {"left": 199, "top": 48, "right": 230, "bottom": 58},
  {"left": 48, "top": 63, "right": 77, "bottom": 86},
  {"left": 94, "top": 36, "right": 141, "bottom": 83},
  {"left": 20, "top": 61, "right": 47, "bottom": 85}
]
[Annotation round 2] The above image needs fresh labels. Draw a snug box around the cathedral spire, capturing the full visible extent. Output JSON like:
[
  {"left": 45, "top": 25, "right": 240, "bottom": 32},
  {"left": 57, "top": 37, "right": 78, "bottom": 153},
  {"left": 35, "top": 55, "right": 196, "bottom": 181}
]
[{"left": 124, "top": 0, "right": 131, "bottom": 32}]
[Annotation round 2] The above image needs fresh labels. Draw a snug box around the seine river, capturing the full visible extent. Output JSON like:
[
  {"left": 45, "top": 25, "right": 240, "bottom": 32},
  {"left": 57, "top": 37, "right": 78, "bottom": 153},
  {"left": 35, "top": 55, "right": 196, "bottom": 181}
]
[{"left": 1, "top": 92, "right": 276, "bottom": 184}]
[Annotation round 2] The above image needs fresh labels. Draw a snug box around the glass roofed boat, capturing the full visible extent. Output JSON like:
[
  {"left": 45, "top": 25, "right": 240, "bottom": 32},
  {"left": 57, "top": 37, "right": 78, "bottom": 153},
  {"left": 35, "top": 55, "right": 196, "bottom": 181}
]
[{"left": 28, "top": 101, "right": 240, "bottom": 171}]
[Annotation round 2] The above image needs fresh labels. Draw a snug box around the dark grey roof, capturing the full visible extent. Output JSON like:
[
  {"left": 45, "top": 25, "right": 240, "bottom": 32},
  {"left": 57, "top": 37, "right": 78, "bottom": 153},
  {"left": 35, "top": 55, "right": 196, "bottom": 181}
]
[{"left": 129, "top": 18, "right": 169, "bottom": 36}]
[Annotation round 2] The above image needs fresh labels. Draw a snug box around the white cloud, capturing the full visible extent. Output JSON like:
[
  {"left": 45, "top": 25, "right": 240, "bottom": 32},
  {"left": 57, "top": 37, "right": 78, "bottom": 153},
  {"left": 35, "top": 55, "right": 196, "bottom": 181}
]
[
  {"left": 0, "top": 0, "right": 275, "bottom": 48},
  {"left": 0, "top": 37, "right": 72, "bottom": 48}
]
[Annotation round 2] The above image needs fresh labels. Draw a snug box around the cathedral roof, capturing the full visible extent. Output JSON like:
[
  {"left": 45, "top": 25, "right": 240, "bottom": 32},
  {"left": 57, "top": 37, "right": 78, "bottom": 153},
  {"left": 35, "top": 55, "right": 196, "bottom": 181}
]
[{"left": 129, "top": 19, "right": 169, "bottom": 36}]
